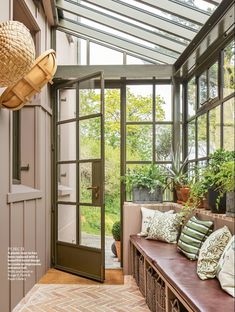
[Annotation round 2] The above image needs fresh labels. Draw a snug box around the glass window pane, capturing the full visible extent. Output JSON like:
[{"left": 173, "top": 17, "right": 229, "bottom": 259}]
[
  {"left": 155, "top": 125, "right": 172, "bottom": 161},
  {"left": 209, "top": 62, "right": 218, "bottom": 99},
  {"left": 79, "top": 163, "right": 92, "bottom": 204},
  {"left": 155, "top": 85, "right": 172, "bottom": 121},
  {"left": 58, "top": 89, "right": 76, "bottom": 122},
  {"left": 58, "top": 122, "right": 76, "bottom": 161},
  {"left": 209, "top": 106, "right": 221, "bottom": 153},
  {"left": 80, "top": 117, "right": 101, "bottom": 160},
  {"left": 223, "top": 40, "right": 235, "bottom": 98},
  {"left": 126, "top": 55, "right": 153, "bottom": 64},
  {"left": 197, "top": 114, "right": 207, "bottom": 158},
  {"left": 187, "top": 77, "right": 196, "bottom": 119},
  {"left": 199, "top": 71, "right": 207, "bottom": 105},
  {"left": 79, "top": 78, "right": 101, "bottom": 117},
  {"left": 58, "top": 204, "right": 76, "bottom": 244},
  {"left": 90, "top": 42, "right": 123, "bottom": 65},
  {"left": 223, "top": 98, "right": 235, "bottom": 151},
  {"left": 58, "top": 164, "right": 76, "bottom": 202},
  {"left": 188, "top": 121, "right": 196, "bottom": 160},
  {"left": 126, "top": 125, "right": 152, "bottom": 161},
  {"left": 126, "top": 85, "right": 152, "bottom": 121},
  {"left": 80, "top": 206, "right": 101, "bottom": 248}
]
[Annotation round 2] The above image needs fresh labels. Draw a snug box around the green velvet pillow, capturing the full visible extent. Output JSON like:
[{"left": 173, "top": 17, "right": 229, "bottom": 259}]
[{"left": 177, "top": 216, "right": 214, "bottom": 260}]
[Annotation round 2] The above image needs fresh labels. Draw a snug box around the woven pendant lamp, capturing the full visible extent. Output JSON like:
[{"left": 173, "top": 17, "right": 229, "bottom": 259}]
[{"left": 0, "top": 21, "right": 35, "bottom": 87}]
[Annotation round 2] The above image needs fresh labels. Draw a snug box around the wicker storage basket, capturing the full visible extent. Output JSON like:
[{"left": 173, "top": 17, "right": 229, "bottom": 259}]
[
  {"left": 155, "top": 276, "right": 166, "bottom": 312},
  {"left": 133, "top": 249, "right": 139, "bottom": 286},
  {"left": 146, "top": 267, "right": 157, "bottom": 312},
  {"left": 138, "top": 254, "right": 145, "bottom": 296},
  {"left": 170, "top": 298, "right": 188, "bottom": 312},
  {"left": 0, "top": 21, "right": 35, "bottom": 87},
  {"left": 0, "top": 49, "right": 57, "bottom": 110}
]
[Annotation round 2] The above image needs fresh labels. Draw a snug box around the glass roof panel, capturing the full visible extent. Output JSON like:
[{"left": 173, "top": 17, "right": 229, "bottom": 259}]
[{"left": 175, "top": 0, "right": 219, "bottom": 13}]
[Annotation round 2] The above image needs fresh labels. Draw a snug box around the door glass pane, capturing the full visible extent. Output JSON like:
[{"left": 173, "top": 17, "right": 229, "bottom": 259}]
[
  {"left": 126, "top": 85, "right": 152, "bottom": 121},
  {"left": 79, "top": 163, "right": 92, "bottom": 204},
  {"left": 58, "top": 89, "right": 76, "bottom": 122},
  {"left": 58, "top": 164, "right": 76, "bottom": 202},
  {"left": 197, "top": 114, "right": 207, "bottom": 158},
  {"left": 58, "top": 122, "right": 76, "bottom": 161},
  {"left": 209, "top": 62, "right": 218, "bottom": 99},
  {"left": 58, "top": 204, "right": 76, "bottom": 244},
  {"left": 187, "top": 77, "right": 196, "bottom": 119},
  {"left": 80, "top": 117, "right": 101, "bottom": 160},
  {"left": 223, "top": 98, "right": 235, "bottom": 151},
  {"left": 188, "top": 121, "right": 196, "bottom": 160},
  {"left": 199, "top": 71, "right": 207, "bottom": 105},
  {"left": 126, "top": 125, "right": 152, "bottom": 161},
  {"left": 155, "top": 85, "right": 172, "bottom": 121},
  {"left": 80, "top": 206, "right": 101, "bottom": 249},
  {"left": 155, "top": 124, "right": 172, "bottom": 161},
  {"left": 209, "top": 106, "right": 221, "bottom": 153},
  {"left": 79, "top": 78, "right": 101, "bottom": 117},
  {"left": 223, "top": 40, "right": 235, "bottom": 98}
]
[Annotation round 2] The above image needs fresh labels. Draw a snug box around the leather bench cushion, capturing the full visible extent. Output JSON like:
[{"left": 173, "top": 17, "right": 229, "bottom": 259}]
[{"left": 130, "top": 235, "right": 235, "bottom": 312}]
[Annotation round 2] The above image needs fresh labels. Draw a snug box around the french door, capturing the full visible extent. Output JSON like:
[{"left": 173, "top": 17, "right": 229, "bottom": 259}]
[{"left": 53, "top": 72, "right": 105, "bottom": 282}]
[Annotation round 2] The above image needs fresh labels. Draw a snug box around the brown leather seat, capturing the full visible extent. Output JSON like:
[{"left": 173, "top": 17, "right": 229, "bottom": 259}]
[{"left": 130, "top": 235, "right": 235, "bottom": 312}]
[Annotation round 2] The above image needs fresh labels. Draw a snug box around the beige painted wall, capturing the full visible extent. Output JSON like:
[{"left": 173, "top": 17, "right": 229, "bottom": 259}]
[{"left": 0, "top": 1, "right": 52, "bottom": 311}]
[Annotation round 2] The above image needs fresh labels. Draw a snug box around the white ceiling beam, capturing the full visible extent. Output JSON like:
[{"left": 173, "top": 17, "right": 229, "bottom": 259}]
[
  {"left": 56, "top": 0, "right": 185, "bottom": 54},
  {"left": 58, "top": 19, "right": 177, "bottom": 64},
  {"left": 136, "top": 0, "right": 209, "bottom": 24},
  {"left": 82, "top": 0, "right": 196, "bottom": 41}
]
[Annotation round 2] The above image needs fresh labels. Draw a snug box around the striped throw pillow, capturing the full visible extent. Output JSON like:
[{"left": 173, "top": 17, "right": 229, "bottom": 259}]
[{"left": 177, "top": 216, "right": 214, "bottom": 260}]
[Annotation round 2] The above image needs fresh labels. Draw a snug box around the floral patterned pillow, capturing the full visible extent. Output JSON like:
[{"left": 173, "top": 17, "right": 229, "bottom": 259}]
[
  {"left": 146, "top": 212, "right": 182, "bottom": 243},
  {"left": 197, "top": 226, "right": 232, "bottom": 280}
]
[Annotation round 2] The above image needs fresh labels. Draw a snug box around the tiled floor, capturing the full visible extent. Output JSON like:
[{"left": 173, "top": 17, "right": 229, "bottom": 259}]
[{"left": 13, "top": 276, "right": 150, "bottom": 312}]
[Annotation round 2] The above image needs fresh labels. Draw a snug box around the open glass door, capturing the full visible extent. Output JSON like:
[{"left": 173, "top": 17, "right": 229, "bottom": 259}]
[{"left": 54, "top": 72, "right": 105, "bottom": 282}]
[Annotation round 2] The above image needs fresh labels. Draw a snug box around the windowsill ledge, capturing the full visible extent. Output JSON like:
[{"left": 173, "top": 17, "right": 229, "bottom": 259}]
[{"left": 8, "top": 185, "right": 43, "bottom": 203}]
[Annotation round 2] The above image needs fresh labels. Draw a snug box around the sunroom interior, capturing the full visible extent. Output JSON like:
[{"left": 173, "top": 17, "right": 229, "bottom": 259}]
[{"left": 0, "top": 0, "right": 234, "bottom": 311}]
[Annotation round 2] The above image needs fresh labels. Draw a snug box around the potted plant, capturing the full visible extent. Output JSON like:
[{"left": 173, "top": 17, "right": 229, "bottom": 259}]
[
  {"left": 112, "top": 221, "right": 121, "bottom": 261},
  {"left": 214, "top": 161, "right": 235, "bottom": 217},
  {"left": 203, "top": 149, "right": 235, "bottom": 213},
  {"left": 122, "top": 164, "right": 166, "bottom": 203},
  {"left": 164, "top": 145, "right": 189, "bottom": 203}
]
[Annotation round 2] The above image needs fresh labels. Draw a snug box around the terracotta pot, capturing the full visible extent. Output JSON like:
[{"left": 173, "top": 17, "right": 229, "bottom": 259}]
[
  {"left": 115, "top": 241, "right": 121, "bottom": 262},
  {"left": 180, "top": 187, "right": 190, "bottom": 203},
  {"left": 202, "top": 197, "right": 209, "bottom": 210},
  {"left": 175, "top": 185, "right": 183, "bottom": 201}
]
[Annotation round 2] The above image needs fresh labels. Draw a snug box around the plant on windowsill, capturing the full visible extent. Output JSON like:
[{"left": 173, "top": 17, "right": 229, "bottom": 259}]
[
  {"left": 164, "top": 145, "right": 189, "bottom": 203},
  {"left": 122, "top": 164, "right": 166, "bottom": 203},
  {"left": 198, "top": 149, "right": 235, "bottom": 213},
  {"left": 214, "top": 161, "right": 235, "bottom": 217},
  {"left": 112, "top": 221, "right": 121, "bottom": 261}
]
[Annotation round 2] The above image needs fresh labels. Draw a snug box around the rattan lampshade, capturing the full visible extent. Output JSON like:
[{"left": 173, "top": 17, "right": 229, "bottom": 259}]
[{"left": 0, "top": 21, "right": 35, "bottom": 87}]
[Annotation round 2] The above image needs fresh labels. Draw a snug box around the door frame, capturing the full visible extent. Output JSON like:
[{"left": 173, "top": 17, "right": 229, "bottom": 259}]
[{"left": 51, "top": 71, "right": 105, "bottom": 282}]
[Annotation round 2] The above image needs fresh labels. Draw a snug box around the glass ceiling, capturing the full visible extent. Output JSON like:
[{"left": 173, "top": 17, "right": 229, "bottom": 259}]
[{"left": 54, "top": 0, "right": 222, "bottom": 64}]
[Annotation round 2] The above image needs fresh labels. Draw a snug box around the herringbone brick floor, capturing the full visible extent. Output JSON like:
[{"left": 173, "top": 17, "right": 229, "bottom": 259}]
[{"left": 13, "top": 276, "right": 150, "bottom": 312}]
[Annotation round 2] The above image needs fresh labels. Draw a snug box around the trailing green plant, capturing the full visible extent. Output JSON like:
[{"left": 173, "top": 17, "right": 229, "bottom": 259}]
[
  {"left": 214, "top": 161, "right": 235, "bottom": 207},
  {"left": 122, "top": 164, "right": 166, "bottom": 193},
  {"left": 112, "top": 221, "right": 121, "bottom": 241}
]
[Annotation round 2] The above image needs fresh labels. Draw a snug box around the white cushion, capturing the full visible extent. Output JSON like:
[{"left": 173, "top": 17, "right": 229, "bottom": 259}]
[
  {"left": 139, "top": 207, "right": 174, "bottom": 236},
  {"left": 216, "top": 235, "right": 235, "bottom": 297}
]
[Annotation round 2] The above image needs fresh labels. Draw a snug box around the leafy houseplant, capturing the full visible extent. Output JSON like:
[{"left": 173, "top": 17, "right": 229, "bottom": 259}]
[
  {"left": 202, "top": 149, "right": 235, "bottom": 213},
  {"left": 214, "top": 161, "right": 235, "bottom": 217},
  {"left": 112, "top": 221, "right": 121, "bottom": 261},
  {"left": 122, "top": 164, "right": 166, "bottom": 203}
]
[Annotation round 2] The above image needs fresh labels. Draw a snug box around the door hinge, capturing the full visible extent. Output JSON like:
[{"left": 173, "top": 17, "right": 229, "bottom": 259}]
[{"left": 51, "top": 143, "right": 55, "bottom": 152}]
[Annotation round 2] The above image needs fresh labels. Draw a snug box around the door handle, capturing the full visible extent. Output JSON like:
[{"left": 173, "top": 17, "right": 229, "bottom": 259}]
[{"left": 86, "top": 186, "right": 99, "bottom": 199}]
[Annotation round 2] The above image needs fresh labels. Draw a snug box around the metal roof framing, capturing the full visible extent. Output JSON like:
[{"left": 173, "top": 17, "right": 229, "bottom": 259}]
[
  {"left": 53, "top": 0, "right": 221, "bottom": 65},
  {"left": 57, "top": 19, "right": 177, "bottom": 63},
  {"left": 56, "top": 0, "right": 186, "bottom": 54},
  {"left": 134, "top": 0, "right": 210, "bottom": 25}
]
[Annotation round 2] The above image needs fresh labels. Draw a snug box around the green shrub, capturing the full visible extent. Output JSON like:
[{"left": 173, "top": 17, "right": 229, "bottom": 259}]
[{"left": 112, "top": 221, "right": 121, "bottom": 241}]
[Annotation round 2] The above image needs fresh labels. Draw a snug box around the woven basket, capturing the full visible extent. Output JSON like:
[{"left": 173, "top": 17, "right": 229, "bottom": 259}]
[
  {"left": 155, "top": 276, "right": 166, "bottom": 312},
  {"left": 146, "top": 267, "right": 157, "bottom": 312},
  {"left": 0, "top": 49, "right": 57, "bottom": 110},
  {"left": 170, "top": 299, "right": 188, "bottom": 312},
  {"left": 134, "top": 249, "right": 140, "bottom": 285},
  {"left": 138, "top": 255, "right": 145, "bottom": 296},
  {"left": 0, "top": 21, "right": 35, "bottom": 87}
]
